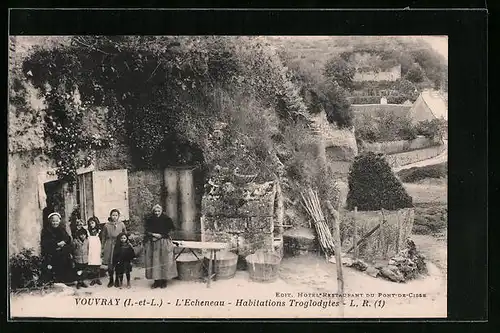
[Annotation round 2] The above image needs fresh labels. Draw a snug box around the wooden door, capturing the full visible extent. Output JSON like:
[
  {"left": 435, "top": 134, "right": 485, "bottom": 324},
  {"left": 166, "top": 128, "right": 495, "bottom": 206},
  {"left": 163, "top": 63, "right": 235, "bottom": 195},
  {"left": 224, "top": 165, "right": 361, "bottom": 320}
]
[{"left": 92, "top": 169, "right": 129, "bottom": 224}]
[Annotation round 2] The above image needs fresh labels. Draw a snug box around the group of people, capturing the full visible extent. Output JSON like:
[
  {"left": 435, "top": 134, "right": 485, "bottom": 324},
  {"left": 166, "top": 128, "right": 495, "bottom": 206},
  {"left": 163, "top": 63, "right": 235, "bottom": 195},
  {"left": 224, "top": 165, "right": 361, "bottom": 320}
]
[{"left": 40, "top": 204, "right": 178, "bottom": 290}]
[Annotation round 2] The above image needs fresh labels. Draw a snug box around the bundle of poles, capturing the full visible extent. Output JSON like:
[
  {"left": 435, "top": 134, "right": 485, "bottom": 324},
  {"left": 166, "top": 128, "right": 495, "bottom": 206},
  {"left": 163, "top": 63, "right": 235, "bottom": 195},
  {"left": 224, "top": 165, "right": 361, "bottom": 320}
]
[{"left": 300, "top": 188, "right": 336, "bottom": 257}]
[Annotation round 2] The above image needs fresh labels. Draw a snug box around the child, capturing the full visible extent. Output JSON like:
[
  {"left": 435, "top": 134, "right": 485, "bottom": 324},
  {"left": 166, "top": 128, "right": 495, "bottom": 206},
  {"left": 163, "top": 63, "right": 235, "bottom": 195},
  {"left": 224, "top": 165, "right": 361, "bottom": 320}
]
[
  {"left": 72, "top": 219, "right": 88, "bottom": 240},
  {"left": 72, "top": 228, "right": 89, "bottom": 289},
  {"left": 112, "top": 232, "right": 136, "bottom": 288},
  {"left": 87, "top": 217, "right": 102, "bottom": 286}
]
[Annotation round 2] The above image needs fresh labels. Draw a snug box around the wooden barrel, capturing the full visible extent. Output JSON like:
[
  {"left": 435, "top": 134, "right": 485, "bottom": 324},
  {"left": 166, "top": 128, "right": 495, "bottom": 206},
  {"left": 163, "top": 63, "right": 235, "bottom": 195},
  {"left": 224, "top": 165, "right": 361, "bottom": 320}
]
[
  {"left": 176, "top": 252, "right": 203, "bottom": 281},
  {"left": 246, "top": 252, "right": 281, "bottom": 283},
  {"left": 204, "top": 251, "right": 238, "bottom": 280}
]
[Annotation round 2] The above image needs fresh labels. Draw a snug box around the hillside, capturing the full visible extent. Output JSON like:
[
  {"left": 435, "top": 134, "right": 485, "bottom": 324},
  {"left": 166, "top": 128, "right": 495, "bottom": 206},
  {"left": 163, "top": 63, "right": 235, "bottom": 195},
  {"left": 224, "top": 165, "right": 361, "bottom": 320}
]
[{"left": 266, "top": 36, "right": 448, "bottom": 93}]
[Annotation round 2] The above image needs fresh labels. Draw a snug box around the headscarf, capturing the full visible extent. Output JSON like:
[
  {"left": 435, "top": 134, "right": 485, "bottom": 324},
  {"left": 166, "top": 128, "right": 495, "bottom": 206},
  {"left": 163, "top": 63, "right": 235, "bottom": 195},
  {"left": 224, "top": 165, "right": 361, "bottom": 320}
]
[
  {"left": 152, "top": 204, "right": 162, "bottom": 212},
  {"left": 47, "top": 212, "right": 62, "bottom": 220}
]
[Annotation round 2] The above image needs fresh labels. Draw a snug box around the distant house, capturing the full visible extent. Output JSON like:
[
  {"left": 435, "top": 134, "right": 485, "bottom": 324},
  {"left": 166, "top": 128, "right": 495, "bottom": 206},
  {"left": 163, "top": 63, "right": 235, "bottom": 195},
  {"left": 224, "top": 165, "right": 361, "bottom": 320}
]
[
  {"left": 408, "top": 90, "right": 448, "bottom": 124},
  {"left": 408, "top": 90, "right": 448, "bottom": 139}
]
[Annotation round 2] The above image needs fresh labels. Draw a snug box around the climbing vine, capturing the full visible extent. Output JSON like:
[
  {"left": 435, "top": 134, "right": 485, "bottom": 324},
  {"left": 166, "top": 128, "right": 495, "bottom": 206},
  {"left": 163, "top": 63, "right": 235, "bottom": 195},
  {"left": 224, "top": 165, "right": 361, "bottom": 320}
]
[{"left": 21, "top": 36, "right": 309, "bottom": 183}]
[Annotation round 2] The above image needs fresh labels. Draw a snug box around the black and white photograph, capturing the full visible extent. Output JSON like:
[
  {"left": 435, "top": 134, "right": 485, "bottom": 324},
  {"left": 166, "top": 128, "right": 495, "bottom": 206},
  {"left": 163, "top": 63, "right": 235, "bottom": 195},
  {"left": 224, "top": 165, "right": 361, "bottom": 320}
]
[{"left": 8, "top": 34, "right": 449, "bottom": 318}]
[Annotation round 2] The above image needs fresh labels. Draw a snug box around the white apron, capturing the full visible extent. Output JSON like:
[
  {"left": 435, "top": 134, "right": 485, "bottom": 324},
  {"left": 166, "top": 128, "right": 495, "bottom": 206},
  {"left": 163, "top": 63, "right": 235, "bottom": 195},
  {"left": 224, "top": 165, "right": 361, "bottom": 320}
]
[{"left": 88, "top": 233, "right": 102, "bottom": 266}]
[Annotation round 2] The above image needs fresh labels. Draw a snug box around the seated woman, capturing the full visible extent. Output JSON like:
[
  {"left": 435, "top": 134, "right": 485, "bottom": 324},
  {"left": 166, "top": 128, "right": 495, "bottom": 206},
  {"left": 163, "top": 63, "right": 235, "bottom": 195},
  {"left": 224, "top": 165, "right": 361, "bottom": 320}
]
[{"left": 41, "top": 212, "right": 74, "bottom": 284}]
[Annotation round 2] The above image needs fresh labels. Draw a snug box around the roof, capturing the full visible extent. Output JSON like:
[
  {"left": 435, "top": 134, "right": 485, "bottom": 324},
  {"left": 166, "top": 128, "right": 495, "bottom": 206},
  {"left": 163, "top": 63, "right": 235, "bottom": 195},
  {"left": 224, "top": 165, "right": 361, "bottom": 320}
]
[{"left": 420, "top": 90, "right": 448, "bottom": 120}]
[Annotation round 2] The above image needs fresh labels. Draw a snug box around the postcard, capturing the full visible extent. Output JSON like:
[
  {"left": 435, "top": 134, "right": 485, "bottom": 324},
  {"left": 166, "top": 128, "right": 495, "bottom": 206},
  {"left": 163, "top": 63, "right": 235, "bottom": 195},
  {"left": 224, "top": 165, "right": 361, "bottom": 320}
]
[{"left": 8, "top": 33, "right": 448, "bottom": 319}]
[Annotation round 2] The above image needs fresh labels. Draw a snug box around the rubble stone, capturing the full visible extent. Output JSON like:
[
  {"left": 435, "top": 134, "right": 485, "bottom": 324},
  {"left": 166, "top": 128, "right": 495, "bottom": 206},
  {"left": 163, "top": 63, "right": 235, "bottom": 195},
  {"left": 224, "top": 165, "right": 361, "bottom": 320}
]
[
  {"left": 380, "top": 266, "right": 405, "bottom": 282},
  {"left": 365, "top": 266, "right": 380, "bottom": 278},
  {"left": 351, "top": 259, "right": 368, "bottom": 271}
]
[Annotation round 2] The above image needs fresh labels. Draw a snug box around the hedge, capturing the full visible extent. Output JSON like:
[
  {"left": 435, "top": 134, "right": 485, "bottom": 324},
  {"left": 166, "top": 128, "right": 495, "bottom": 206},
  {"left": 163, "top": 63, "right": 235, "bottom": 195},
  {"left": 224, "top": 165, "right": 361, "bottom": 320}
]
[
  {"left": 347, "top": 152, "right": 413, "bottom": 211},
  {"left": 397, "top": 162, "right": 447, "bottom": 183}
]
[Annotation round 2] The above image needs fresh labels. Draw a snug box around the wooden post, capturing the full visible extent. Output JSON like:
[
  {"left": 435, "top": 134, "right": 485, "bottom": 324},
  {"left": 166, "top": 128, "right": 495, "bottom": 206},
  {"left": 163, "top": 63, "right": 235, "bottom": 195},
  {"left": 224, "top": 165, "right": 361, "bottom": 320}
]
[
  {"left": 179, "top": 167, "right": 197, "bottom": 240},
  {"left": 326, "top": 200, "right": 344, "bottom": 317},
  {"left": 353, "top": 207, "right": 358, "bottom": 260},
  {"left": 396, "top": 210, "right": 401, "bottom": 254},
  {"left": 164, "top": 168, "right": 178, "bottom": 226},
  {"left": 276, "top": 181, "right": 284, "bottom": 236}
]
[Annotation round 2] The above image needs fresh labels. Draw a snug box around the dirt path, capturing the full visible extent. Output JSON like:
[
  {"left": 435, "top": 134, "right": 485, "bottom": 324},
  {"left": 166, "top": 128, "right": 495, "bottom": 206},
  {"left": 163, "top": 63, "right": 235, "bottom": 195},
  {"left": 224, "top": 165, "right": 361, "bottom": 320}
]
[{"left": 10, "top": 245, "right": 447, "bottom": 319}]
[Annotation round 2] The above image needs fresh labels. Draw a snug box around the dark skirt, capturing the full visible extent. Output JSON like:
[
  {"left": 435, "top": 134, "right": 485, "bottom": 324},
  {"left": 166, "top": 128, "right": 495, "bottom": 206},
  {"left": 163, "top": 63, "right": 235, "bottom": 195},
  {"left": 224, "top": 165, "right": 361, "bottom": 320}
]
[
  {"left": 47, "top": 247, "right": 74, "bottom": 283},
  {"left": 144, "top": 237, "right": 178, "bottom": 280},
  {"left": 115, "top": 261, "right": 133, "bottom": 275}
]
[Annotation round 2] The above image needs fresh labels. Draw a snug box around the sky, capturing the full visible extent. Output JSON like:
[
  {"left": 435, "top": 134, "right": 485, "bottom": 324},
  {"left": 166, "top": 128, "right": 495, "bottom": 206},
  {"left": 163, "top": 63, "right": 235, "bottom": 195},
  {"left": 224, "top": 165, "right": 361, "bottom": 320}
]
[{"left": 421, "top": 36, "right": 448, "bottom": 60}]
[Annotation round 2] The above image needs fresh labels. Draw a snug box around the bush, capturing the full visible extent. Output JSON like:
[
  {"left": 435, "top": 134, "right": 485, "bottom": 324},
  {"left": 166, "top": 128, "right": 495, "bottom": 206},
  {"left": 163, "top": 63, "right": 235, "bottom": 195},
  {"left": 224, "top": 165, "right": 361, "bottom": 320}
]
[
  {"left": 354, "top": 108, "right": 417, "bottom": 142},
  {"left": 347, "top": 152, "right": 413, "bottom": 211},
  {"left": 412, "top": 204, "right": 447, "bottom": 234},
  {"left": 397, "top": 162, "right": 447, "bottom": 183},
  {"left": 415, "top": 119, "right": 446, "bottom": 140},
  {"left": 9, "top": 248, "right": 45, "bottom": 290}
]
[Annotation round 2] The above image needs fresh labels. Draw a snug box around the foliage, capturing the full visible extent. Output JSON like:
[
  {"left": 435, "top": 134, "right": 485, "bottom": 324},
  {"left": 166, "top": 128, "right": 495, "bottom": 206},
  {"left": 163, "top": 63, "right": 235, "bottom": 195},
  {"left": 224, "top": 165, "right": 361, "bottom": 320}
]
[
  {"left": 9, "top": 248, "right": 45, "bottom": 290},
  {"left": 347, "top": 152, "right": 413, "bottom": 211},
  {"left": 21, "top": 36, "right": 309, "bottom": 182},
  {"left": 412, "top": 204, "right": 447, "bottom": 235},
  {"left": 404, "top": 64, "right": 426, "bottom": 83},
  {"left": 391, "top": 79, "right": 419, "bottom": 101},
  {"left": 355, "top": 109, "right": 417, "bottom": 143},
  {"left": 397, "top": 162, "right": 447, "bottom": 183},
  {"left": 415, "top": 119, "right": 446, "bottom": 140},
  {"left": 279, "top": 48, "right": 354, "bottom": 129},
  {"left": 323, "top": 56, "right": 355, "bottom": 90}
]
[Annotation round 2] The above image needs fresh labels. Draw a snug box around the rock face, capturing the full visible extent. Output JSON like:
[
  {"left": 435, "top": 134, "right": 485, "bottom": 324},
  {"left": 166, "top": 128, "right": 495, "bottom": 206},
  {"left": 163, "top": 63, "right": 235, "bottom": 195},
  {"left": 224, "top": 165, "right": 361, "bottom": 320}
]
[{"left": 201, "top": 179, "right": 278, "bottom": 257}]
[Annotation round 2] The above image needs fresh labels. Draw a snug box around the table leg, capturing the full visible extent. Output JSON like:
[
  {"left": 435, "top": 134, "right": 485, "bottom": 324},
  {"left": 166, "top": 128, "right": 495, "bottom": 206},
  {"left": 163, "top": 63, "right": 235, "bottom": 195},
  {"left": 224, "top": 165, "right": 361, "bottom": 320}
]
[
  {"left": 175, "top": 247, "right": 185, "bottom": 260},
  {"left": 207, "top": 250, "right": 213, "bottom": 288}
]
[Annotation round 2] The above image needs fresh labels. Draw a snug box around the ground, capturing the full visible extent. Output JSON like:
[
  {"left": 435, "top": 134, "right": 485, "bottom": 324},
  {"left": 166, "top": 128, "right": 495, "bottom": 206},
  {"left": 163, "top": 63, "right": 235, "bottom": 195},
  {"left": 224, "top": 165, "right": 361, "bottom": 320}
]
[
  {"left": 9, "top": 148, "right": 448, "bottom": 319},
  {"left": 10, "top": 230, "right": 447, "bottom": 319}
]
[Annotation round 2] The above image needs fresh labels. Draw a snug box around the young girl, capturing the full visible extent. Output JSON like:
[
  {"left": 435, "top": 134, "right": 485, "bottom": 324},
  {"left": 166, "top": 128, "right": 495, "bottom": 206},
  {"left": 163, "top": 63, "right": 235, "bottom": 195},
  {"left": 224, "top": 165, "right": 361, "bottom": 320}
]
[
  {"left": 72, "top": 228, "right": 89, "bottom": 289},
  {"left": 112, "top": 232, "right": 136, "bottom": 288},
  {"left": 87, "top": 217, "right": 102, "bottom": 286},
  {"left": 100, "top": 209, "right": 127, "bottom": 288}
]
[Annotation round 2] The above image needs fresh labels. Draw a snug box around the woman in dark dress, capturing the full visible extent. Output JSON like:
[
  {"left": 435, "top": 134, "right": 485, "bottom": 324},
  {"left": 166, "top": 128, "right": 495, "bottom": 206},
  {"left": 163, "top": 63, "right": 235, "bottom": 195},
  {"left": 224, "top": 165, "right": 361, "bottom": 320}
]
[
  {"left": 41, "top": 212, "right": 73, "bottom": 284},
  {"left": 144, "top": 204, "right": 178, "bottom": 289}
]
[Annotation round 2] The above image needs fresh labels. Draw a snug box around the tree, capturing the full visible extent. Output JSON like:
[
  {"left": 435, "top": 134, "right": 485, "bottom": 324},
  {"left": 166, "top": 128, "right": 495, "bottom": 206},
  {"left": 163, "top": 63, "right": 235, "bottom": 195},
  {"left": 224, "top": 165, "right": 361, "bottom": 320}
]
[
  {"left": 405, "top": 64, "right": 426, "bottom": 84},
  {"left": 392, "top": 79, "right": 419, "bottom": 102},
  {"left": 347, "top": 152, "right": 413, "bottom": 211},
  {"left": 323, "top": 56, "right": 355, "bottom": 90}
]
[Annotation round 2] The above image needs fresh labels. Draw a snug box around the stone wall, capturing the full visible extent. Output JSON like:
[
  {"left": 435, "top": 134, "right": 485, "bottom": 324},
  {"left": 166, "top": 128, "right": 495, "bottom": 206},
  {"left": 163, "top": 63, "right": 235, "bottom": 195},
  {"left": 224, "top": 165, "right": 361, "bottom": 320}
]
[
  {"left": 127, "top": 170, "right": 164, "bottom": 234},
  {"left": 8, "top": 152, "right": 55, "bottom": 255},
  {"left": 201, "top": 181, "right": 277, "bottom": 257},
  {"left": 360, "top": 136, "right": 439, "bottom": 155},
  {"left": 385, "top": 144, "right": 446, "bottom": 168}
]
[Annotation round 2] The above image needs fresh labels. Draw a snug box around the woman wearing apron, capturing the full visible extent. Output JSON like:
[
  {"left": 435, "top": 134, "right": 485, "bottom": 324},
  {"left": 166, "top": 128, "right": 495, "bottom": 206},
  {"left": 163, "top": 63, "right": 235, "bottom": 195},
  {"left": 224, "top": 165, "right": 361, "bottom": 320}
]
[{"left": 144, "top": 204, "right": 178, "bottom": 288}]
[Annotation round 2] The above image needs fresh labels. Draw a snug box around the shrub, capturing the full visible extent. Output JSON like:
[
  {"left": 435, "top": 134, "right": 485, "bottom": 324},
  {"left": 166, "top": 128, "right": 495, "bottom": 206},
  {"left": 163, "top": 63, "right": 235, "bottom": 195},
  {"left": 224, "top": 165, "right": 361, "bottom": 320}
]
[
  {"left": 415, "top": 119, "right": 446, "bottom": 140},
  {"left": 347, "top": 152, "right": 413, "bottom": 211},
  {"left": 397, "top": 162, "right": 447, "bottom": 183},
  {"left": 9, "top": 248, "right": 45, "bottom": 290}
]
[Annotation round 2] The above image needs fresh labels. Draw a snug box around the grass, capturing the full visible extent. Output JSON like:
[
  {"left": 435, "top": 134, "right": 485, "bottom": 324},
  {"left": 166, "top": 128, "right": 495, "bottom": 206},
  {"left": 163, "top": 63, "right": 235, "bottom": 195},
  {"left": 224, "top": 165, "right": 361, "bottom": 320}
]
[
  {"left": 397, "top": 162, "right": 447, "bottom": 183},
  {"left": 412, "top": 203, "right": 447, "bottom": 235}
]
